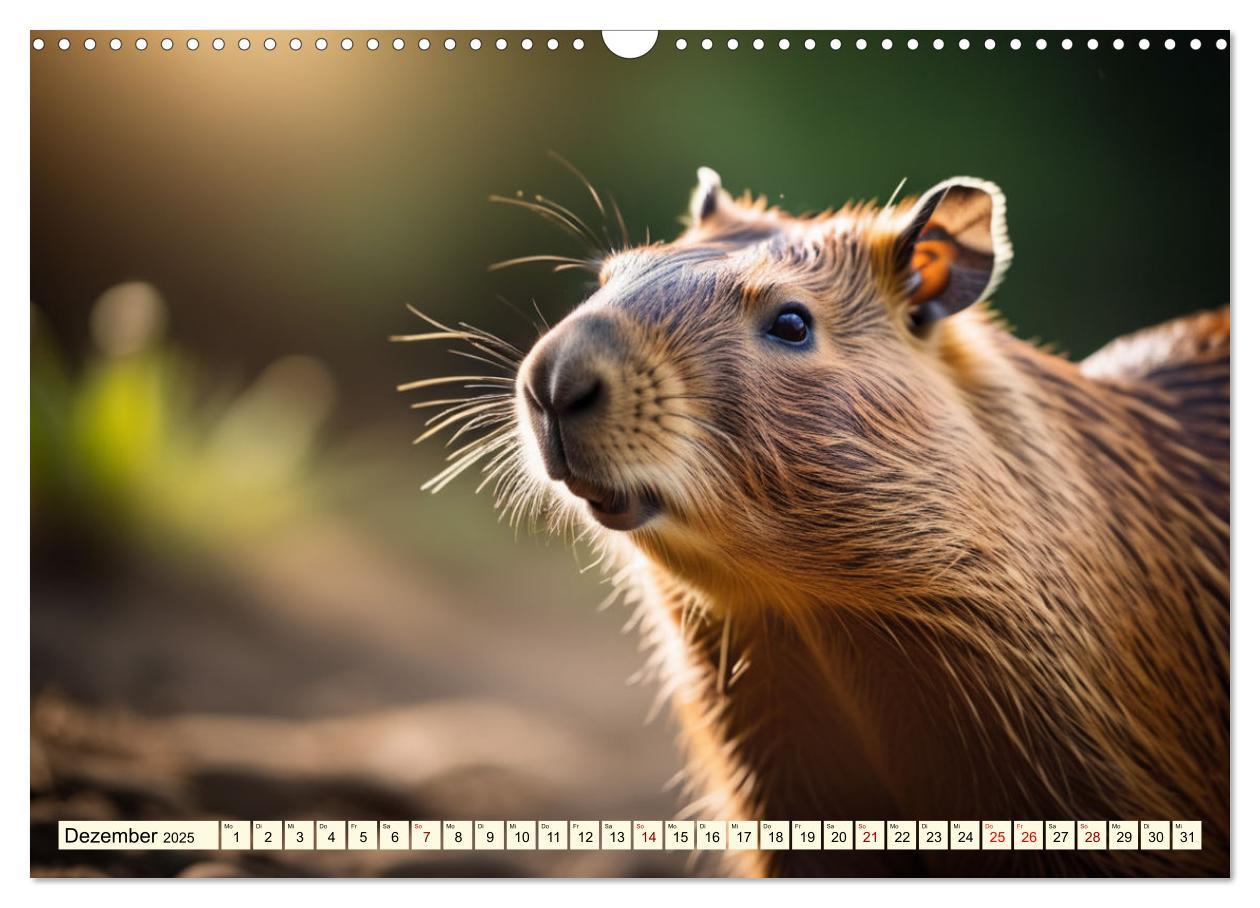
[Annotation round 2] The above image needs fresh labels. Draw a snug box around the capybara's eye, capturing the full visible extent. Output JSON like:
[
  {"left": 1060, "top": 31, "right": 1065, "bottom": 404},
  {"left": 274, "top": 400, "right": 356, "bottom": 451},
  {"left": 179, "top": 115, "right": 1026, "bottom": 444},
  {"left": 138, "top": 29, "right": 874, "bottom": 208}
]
[{"left": 767, "top": 304, "right": 812, "bottom": 345}]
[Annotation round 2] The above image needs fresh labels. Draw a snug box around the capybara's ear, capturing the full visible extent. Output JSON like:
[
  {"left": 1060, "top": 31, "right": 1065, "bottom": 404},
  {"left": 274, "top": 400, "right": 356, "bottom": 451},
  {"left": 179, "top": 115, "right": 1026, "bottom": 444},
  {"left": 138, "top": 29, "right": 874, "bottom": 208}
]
[
  {"left": 895, "top": 177, "right": 1012, "bottom": 328},
  {"left": 688, "top": 166, "right": 735, "bottom": 227}
]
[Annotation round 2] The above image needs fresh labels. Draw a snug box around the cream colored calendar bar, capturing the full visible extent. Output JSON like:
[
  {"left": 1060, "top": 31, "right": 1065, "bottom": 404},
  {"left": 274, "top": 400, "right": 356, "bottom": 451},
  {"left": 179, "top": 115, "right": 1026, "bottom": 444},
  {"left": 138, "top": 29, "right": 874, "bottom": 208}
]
[{"left": 56, "top": 819, "right": 1204, "bottom": 852}]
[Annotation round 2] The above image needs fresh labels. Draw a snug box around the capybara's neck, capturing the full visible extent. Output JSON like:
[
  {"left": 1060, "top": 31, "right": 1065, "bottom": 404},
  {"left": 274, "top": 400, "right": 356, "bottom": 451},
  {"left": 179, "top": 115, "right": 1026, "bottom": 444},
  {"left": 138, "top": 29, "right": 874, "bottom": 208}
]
[{"left": 638, "top": 315, "right": 1228, "bottom": 876}]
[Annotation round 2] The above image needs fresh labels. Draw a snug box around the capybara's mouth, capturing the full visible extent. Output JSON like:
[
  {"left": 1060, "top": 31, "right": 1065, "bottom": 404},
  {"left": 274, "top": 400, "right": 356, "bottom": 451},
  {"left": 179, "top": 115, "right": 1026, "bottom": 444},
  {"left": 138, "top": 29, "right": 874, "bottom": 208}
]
[{"left": 563, "top": 476, "right": 660, "bottom": 531}]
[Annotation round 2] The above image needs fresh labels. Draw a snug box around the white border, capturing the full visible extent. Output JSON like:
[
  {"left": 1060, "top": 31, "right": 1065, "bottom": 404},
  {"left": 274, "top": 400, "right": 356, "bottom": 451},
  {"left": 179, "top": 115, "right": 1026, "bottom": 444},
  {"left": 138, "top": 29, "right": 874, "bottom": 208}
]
[{"left": 5, "top": 2, "right": 1252, "bottom": 907}]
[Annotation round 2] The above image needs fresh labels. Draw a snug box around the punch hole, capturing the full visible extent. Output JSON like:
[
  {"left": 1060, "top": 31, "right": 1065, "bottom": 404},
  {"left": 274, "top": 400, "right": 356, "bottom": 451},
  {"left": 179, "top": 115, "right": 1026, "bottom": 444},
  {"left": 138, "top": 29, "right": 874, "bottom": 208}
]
[
  {"left": 468, "top": 38, "right": 480, "bottom": 51},
  {"left": 933, "top": 38, "right": 943, "bottom": 50},
  {"left": 161, "top": 38, "right": 173, "bottom": 51},
  {"left": 1088, "top": 38, "right": 1099, "bottom": 50},
  {"left": 1139, "top": 38, "right": 1150, "bottom": 50},
  {"left": 1036, "top": 38, "right": 1047, "bottom": 50},
  {"left": 239, "top": 37, "right": 251, "bottom": 50},
  {"left": 57, "top": 37, "right": 69, "bottom": 50},
  {"left": 602, "top": 31, "right": 657, "bottom": 58},
  {"left": 675, "top": 38, "right": 687, "bottom": 50},
  {"left": 1061, "top": 38, "right": 1073, "bottom": 50},
  {"left": 830, "top": 38, "right": 841, "bottom": 50},
  {"left": 856, "top": 38, "right": 867, "bottom": 50},
  {"left": 727, "top": 38, "right": 739, "bottom": 50},
  {"left": 264, "top": 37, "right": 276, "bottom": 50},
  {"left": 1216, "top": 38, "right": 1227, "bottom": 49},
  {"left": 136, "top": 38, "right": 147, "bottom": 50},
  {"left": 521, "top": 38, "right": 533, "bottom": 50},
  {"left": 1009, "top": 38, "right": 1021, "bottom": 50},
  {"left": 212, "top": 38, "right": 224, "bottom": 51},
  {"left": 984, "top": 38, "right": 995, "bottom": 50},
  {"left": 573, "top": 38, "right": 585, "bottom": 50},
  {"left": 1190, "top": 38, "right": 1201, "bottom": 50},
  {"left": 804, "top": 38, "right": 815, "bottom": 50},
  {"left": 290, "top": 38, "right": 302, "bottom": 51},
  {"left": 418, "top": 38, "right": 430, "bottom": 50},
  {"left": 85, "top": 38, "right": 96, "bottom": 50},
  {"left": 957, "top": 38, "right": 969, "bottom": 50},
  {"left": 32, "top": 37, "right": 44, "bottom": 50},
  {"left": 907, "top": 38, "right": 918, "bottom": 50},
  {"left": 393, "top": 38, "right": 404, "bottom": 50},
  {"left": 547, "top": 38, "right": 558, "bottom": 50},
  {"left": 186, "top": 38, "right": 198, "bottom": 51},
  {"left": 779, "top": 38, "right": 790, "bottom": 50},
  {"left": 701, "top": 38, "right": 712, "bottom": 51},
  {"left": 444, "top": 38, "right": 456, "bottom": 51},
  {"left": 368, "top": 38, "right": 380, "bottom": 50},
  {"left": 342, "top": 38, "right": 354, "bottom": 51},
  {"left": 753, "top": 38, "right": 764, "bottom": 51},
  {"left": 496, "top": 38, "right": 507, "bottom": 50},
  {"left": 1113, "top": 38, "right": 1124, "bottom": 50},
  {"left": 1165, "top": 38, "right": 1176, "bottom": 50}
]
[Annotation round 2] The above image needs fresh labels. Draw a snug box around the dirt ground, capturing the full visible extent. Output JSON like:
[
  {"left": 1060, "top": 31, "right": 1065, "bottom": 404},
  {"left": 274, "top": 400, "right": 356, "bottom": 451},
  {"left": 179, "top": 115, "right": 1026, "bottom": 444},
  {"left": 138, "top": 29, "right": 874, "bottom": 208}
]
[{"left": 31, "top": 498, "right": 716, "bottom": 878}]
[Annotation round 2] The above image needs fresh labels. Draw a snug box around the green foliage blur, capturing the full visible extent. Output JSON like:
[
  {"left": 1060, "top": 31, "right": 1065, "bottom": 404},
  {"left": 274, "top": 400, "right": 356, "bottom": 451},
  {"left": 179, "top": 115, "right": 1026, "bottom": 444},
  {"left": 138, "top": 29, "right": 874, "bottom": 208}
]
[{"left": 32, "top": 284, "right": 333, "bottom": 553}]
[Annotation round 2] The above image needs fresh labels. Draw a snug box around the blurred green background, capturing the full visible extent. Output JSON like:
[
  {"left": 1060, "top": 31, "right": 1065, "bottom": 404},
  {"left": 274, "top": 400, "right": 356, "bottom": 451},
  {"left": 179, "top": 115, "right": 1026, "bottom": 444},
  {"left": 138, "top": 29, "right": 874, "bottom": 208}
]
[{"left": 29, "top": 31, "right": 1228, "bottom": 877}]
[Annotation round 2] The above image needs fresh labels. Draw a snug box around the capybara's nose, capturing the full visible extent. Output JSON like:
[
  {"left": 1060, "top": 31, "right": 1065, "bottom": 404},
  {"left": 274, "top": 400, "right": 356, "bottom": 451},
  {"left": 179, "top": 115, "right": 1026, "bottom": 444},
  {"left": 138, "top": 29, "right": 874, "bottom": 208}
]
[
  {"left": 528, "top": 349, "right": 605, "bottom": 420},
  {"left": 522, "top": 315, "right": 620, "bottom": 479},
  {"left": 525, "top": 315, "right": 616, "bottom": 421}
]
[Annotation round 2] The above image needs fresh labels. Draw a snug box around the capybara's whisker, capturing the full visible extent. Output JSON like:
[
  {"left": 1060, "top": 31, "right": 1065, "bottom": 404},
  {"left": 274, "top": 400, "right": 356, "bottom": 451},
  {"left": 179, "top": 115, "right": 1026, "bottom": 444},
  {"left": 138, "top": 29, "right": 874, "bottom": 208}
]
[
  {"left": 413, "top": 402, "right": 508, "bottom": 443},
  {"left": 447, "top": 412, "right": 514, "bottom": 448},
  {"left": 409, "top": 393, "right": 510, "bottom": 411},
  {"left": 489, "top": 254, "right": 596, "bottom": 273},
  {"left": 446, "top": 348, "right": 516, "bottom": 374},
  {"left": 489, "top": 195, "right": 600, "bottom": 252},
  {"left": 396, "top": 375, "right": 514, "bottom": 392}
]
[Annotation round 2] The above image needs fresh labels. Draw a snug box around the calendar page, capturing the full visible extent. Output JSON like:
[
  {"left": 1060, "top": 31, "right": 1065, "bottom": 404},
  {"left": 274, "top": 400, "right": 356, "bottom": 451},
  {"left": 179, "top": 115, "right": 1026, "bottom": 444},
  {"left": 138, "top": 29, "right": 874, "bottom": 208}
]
[{"left": 28, "top": 23, "right": 1230, "bottom": 881}]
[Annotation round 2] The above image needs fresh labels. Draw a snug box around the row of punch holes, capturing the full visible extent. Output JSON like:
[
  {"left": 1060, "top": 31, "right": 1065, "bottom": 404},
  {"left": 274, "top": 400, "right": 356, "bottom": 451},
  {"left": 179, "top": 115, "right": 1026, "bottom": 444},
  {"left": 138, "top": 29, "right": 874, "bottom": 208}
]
[{"left": 31, "top": 34, "right": 1229, "bottom": 53}]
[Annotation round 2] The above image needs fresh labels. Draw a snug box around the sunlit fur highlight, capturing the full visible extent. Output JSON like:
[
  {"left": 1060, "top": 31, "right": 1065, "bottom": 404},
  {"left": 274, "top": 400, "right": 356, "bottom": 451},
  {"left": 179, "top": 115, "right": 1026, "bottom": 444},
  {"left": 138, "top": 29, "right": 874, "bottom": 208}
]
[{"left": 399, "top": 174, "right": 1229, "bottom": 878}]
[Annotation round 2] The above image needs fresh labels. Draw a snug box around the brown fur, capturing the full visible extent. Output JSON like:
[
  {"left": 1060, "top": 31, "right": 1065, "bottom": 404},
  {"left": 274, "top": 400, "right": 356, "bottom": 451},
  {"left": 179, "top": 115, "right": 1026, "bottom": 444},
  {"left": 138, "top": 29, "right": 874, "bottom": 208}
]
[{"left": 403, "top": 177, "right": 1229, "bottom": 877}]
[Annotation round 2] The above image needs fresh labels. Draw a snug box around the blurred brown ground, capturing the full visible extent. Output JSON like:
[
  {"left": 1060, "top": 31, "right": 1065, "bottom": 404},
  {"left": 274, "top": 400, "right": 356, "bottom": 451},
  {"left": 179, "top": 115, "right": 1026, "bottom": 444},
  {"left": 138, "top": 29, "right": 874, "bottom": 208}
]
[{"left": 31, "top": 502, "right": 707, "bottom": 877}]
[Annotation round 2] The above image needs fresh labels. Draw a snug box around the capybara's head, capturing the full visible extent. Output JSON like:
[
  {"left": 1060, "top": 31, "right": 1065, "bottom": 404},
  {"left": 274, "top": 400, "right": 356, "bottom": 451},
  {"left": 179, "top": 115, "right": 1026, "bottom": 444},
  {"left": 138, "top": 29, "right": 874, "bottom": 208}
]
[{"left": 512, "top": 170, "right": 1013, "bottom": 604}]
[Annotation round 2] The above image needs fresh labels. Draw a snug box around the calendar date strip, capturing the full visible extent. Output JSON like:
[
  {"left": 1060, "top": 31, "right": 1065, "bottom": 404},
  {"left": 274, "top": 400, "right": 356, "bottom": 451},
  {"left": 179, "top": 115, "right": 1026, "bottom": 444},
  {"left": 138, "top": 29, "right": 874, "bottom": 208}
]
[{"left": 58, "top": 819, "right": 1202, "bottom": 852}]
